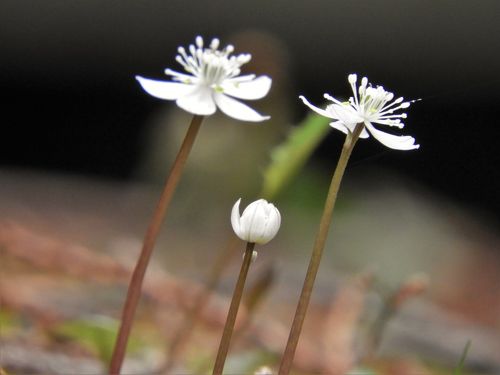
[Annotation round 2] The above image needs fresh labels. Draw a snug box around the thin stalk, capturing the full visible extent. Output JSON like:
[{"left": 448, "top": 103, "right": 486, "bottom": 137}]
[
  {"left": 212, "top": 241, "right": 256, "bottom": 375},
  {"left": 109, "top": 114, "right": 204, "bottom": 375},
  {"left": 278, "top": 123, "right": 364, "bottom": 375}
]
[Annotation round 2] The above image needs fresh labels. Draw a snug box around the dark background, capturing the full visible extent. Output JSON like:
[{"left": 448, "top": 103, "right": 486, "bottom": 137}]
[{"left": 1, "top": 0, "right": 499, "bottom": 217}]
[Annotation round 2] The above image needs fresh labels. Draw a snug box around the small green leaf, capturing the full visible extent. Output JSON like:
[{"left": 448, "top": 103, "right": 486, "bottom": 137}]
[{"left": 261, "top": 113, "right": 330, "bottom": 199}]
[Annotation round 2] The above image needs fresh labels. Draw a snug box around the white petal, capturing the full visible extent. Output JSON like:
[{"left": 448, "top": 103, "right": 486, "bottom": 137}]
[
  {"left": 259, "top": 205, "right": 281, "bottom": 244},
  {"left": 176, "top": 86, "right": 217, "bottom": 116},
  {"left": 299, "top": 96, "right": 335, "bottom": 119},
  {"left": 360, "top": 128, "right": 370, "bottom": 138},
  {"left": 329, "top": 104, "right": 362, "bottom": 128},
  {"left": 214, "top": 93, "right": 270, "bottom": 122},
  {"left": 222, "top": 76, "right": 272, "bottom": 100},
  {"left": 248, "top": 208, "right": 268, "bottom": 243},
  {"left": 231, "top": 198, "right": 244, "bottom": 239},
  {"left": 329, "top": 121, "right": 370, "bottom": 138},
  {"left": 329, "top": 121, "right": 350, "bottom": 135},
  {"left": 365, "top": 122, "right": 419, "bottom": 150},
  {"left": 135, "top": 76, "right": 194, "bottom": 100},
  {"left": 240, "top": 199, "right": 266, "bottom": 242},
  {"left": 226, "top": 74, "right": 257, "bottom": 83}
]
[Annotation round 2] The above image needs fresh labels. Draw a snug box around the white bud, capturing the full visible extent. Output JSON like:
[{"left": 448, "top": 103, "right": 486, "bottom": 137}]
[
  {"left": 348, "top": 74, "right": 357, "bottom": 84},
  {"left": 231, "top": 198, "right": 281, "bottom": 245}
]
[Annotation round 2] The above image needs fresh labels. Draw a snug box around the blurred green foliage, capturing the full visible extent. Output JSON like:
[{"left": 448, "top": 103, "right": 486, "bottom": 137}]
[
  {"left": 261, "top": 113, "right": 330, "bottom": 200},
  {"left": 51, "top": 317, "right": 143, "bottom": 365},
  {"left": 0, "top": 310, "right": 22, "bottom": 337}
]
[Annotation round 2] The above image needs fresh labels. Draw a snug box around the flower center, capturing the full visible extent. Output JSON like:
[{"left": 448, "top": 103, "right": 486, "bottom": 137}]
[
  {"left": 172, "top": 36, "right": 251, "bottom": 88},
  {"left": 358, "top": 86, "right": 393, "bottom": 120}
]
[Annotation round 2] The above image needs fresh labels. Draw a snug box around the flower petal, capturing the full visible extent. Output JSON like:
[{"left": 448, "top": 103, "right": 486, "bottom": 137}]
[
  {"left": 365, "top": 122, "right": 419, "bottom": 150},
  {"left": 259, "top": 205, "right": 281, "bottom": 245},
  {"left": 222, "top": 76, "right": 272, "bottom": 100},
  {"left": 214, "top": 93, "right": 270, "bottom": 122},
  {"left": 299, "top": 96, "right": 335, "bottom": 119},
  {"left": 329, "top": 121, "right": 370, "bottom": 138},
  {"left": 360, "top": 128, "right": 370, "bottom": 138},
  {"left": 329, "top": 121, "right": 349, "bottom": 135},
  {"left": 250, "top": 217, "right": 267, "bottom": 243},
  {"left": 231, "top": 198, "right": 243, "bottom": 239},
  {"left": 245, "top": 200, "right": 268, "bottom": 243},
  {"left": 329, "top": 104, "right": 363, "bottom": 128},
  {"left": 176, "top": 86, "right": 217, "bottom": 116},
  {"left": 136, "top": 76, "right": 194, "bottom": 100}
]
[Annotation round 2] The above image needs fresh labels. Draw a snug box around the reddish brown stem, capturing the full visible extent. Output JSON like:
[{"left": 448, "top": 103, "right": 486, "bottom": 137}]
[
  {"left": 109, "top": 115, "right": 204, "bottom": 375},
  {"left": 278, "top": 124, "right": 364, "bottom": 375},
  {"left": 212, "top": 242, "right": 256, "bottom": 375}
]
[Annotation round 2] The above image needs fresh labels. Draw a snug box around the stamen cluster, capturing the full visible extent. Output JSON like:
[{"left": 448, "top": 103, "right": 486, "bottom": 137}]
[{"left": 136, "top": 36, "right": 272, "bottom": 122}]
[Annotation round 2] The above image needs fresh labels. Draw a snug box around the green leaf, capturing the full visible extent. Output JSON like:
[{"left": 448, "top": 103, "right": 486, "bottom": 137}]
[{"left": 260, "top": 113, "right": 330, "bottom": 200}]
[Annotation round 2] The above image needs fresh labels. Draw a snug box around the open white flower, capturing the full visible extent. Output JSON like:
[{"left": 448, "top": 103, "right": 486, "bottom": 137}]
[
  {"left": 300, "top": 74, "right": 419, "bottom": 150},
  {"left": 231, "top": 198, "right": 281, "bottom": 245},
  {"left": 136, "top": 36, "right": 272, "bottom": 122}
]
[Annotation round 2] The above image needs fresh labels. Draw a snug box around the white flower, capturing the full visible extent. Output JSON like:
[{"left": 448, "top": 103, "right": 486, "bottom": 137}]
[
  {"left": 231, "top": 198, "right": 281, "bottom": 245},
  {"left": 300, "top": 74, "right": 419, "bottom": 150},
  {"left": 136, "top": 36, "right": 272, "bottom": 122}
]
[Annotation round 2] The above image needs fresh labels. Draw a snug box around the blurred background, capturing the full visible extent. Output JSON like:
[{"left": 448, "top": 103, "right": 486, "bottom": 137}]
[
  {"left": 1, "top": 0, "right": 499, "bottom": 214},
  {"left": 1, "top": 1, "right": 499, "bottom": 374}
]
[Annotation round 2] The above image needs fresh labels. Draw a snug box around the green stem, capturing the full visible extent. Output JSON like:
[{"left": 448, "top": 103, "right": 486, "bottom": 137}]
[
  {"left": 278, "top": 123, "right": 364, "bottom": 375},
  {"left": 212, "top": 241, "right": 256, "bottom": 375},
  {"left": 109, "top": 115, "right": 204, "bottom": 375}
]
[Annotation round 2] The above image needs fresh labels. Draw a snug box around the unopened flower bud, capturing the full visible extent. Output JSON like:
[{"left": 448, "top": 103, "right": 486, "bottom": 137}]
[{"left": 231, "top": 198, "right": 281, "bottom": 245}]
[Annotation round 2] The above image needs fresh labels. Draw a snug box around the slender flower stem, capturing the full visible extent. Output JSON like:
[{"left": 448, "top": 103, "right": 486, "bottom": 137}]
[
  {"left": 212, "top": 241, "right": 256, "bottom": 375},
  {"left": 109, "top": 114, "right": 204, "bottom": 375},
  {"left": 278, "top": 123, "right": 364, "bottom": 375}
]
